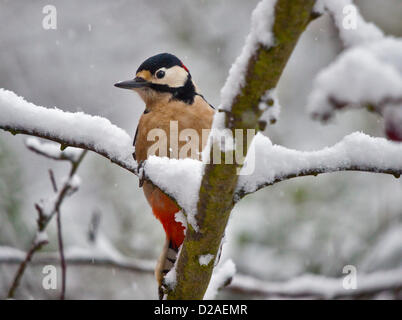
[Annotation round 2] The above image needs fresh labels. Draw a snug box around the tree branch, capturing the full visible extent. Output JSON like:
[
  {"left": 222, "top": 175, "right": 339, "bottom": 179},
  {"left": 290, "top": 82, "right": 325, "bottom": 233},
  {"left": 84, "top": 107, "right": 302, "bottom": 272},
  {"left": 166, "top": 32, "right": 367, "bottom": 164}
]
[
  {"left": 235, "top": 132, "right": 402, "bottom": 199},
  {"left": 56, "top": 203, "right": 66, "bottom": 300},
  {"left": 48, "top": 168, "right": 67, "bottom": 300},
  {"left": 0, "top": 90, "right": 183, "bottom": 212},
  {"left": 167, "top": 0, "right": 317, "bottom": 300},
  {"left": 2, "top": 247, "right": 400, "bottom": 300},
  {"left": 307, "top": 2, "right": 402, "bottom": 141},
  {"left": 229, "top": 270, "right": 402, "bottom": 299},
  {"left": 0, "top": 247, "right": 155, "bottom": 274},
  {"left": 315, "top": 0, "right": 384, "bottom": 48},
  {"left": 0, "top": 88, "right": 137, "bottom": 175},
  {"left": 6, "top": 239, "right": 48, "bottom": 299},
  {"left": 5, "top": 146, "right": 86, "bottom": 299},
  {"left": 1, "top": 0, "right": 400, "bottom": 301},
  {"left": 26, "top": 138, "right": 83, "bottom": 163}
]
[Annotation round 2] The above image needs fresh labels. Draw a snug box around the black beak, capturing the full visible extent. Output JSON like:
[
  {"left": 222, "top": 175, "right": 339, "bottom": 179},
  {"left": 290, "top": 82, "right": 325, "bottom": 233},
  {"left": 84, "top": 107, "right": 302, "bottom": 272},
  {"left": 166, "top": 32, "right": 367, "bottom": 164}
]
[{"left": 114, "top": 77, "right": 149, "bottom": 89}]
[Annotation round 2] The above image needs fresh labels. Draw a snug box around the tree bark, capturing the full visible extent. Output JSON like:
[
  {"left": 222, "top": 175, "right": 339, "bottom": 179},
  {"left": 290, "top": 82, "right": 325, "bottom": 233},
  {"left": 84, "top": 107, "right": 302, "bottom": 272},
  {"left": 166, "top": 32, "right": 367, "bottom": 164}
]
[{"left": 167, "top": 0, "right": 317, "bottom": 300}]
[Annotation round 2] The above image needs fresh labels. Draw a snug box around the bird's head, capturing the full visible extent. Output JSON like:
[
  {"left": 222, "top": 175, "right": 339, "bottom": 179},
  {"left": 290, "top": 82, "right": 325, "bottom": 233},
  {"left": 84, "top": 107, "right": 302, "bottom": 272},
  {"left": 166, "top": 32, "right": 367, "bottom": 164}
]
[{"left": 115, "top": 53, "right": 196, "bottom": 105}]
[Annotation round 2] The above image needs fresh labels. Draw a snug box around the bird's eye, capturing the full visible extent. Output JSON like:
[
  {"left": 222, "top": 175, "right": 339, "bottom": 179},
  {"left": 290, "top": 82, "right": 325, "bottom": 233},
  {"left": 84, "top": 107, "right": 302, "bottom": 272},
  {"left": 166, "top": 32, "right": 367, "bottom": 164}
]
[{"left": 156, "top": 70, "right": 165, "bottom": 79}]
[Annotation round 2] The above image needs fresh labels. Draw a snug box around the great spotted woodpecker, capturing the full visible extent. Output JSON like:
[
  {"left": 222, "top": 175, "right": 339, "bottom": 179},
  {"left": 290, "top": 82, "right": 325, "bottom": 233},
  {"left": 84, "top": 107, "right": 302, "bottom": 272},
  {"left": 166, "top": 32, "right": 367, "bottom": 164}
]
[{"left": 115, "top": 53, "right": 214, "bottom": 298}]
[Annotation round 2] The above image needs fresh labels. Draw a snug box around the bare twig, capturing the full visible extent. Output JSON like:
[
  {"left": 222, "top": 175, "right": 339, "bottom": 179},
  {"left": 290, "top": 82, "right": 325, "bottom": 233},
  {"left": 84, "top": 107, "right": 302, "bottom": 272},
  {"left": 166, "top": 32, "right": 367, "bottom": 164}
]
[
  {"left": 49, "top": 168, "right": 66, "bottom": 299},
  {"left": 56, "top": 209, "right": 66, "bottom": 300},
  {"left": 6, "top": 239, "right": 48, "bottom": 299},
  {"left": 0, "top": 249, "right": 155, "bottom": 274},
  {"left": 6, "top": 148, "right": 86, "bottom": 299},
  {"left": 2, "top": 247, "right": 401, "bottom": 300},
  {"left": 36, "top": 151, "right": 86, "bottom": 232},
  {"left": 54, "top": 150, "right": 86, "bottom": 300},
  {"left": 319, "top": 96, "right": 402, "bottom": 121},
  {"left": 48, "top": 169, "right": 58, "bottom": 193},
  {"left": 26, "top": 139, "right": 80, "bottom": 163},
  {"left": 228, "top": 271, "right": 402, "bottom": 300}
]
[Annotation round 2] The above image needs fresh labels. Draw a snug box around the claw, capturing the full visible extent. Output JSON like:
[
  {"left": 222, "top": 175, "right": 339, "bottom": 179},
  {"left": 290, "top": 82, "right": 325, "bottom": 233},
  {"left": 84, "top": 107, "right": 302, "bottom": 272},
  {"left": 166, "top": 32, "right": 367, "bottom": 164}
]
[{"left": 136, "top": 160, "right": 146, "bottom": 187}]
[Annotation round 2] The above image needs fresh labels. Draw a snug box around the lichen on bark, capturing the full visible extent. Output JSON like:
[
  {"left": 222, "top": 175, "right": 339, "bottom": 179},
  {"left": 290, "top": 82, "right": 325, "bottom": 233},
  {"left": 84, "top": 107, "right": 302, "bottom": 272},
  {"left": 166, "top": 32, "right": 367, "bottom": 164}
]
[{"left": 167, "top": 0, "right": 317, "bottom": 300}]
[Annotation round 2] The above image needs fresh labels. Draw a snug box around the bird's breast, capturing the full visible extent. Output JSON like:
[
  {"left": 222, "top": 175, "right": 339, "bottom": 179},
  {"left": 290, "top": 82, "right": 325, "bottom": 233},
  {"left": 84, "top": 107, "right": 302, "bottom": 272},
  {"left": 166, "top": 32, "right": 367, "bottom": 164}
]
[{"left": 135, "top": 96, "right": 214, "bottom": 162}]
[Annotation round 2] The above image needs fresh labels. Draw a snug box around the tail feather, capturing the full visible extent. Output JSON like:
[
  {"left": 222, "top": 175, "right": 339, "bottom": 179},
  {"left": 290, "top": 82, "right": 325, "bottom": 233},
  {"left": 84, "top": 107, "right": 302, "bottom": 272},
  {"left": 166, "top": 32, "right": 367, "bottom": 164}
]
[{"left": 156, "top": 239, "right": 179, "bottom": 299}]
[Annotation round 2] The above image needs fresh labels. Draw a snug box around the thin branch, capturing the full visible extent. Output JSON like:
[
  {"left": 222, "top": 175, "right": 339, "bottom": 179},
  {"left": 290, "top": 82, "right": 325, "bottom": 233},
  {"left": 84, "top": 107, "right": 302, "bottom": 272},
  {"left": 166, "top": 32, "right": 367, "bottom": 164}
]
[
  {"left": 306, "top": 3, "right": 401, "bottom": 134},
  {"left": 235, "top": 132, "right": 402, "bottom": 199},
  {"left": 0, "top": 88, "right": 137, "bottom": 175},
  {"left": 6, "top": 239, "right": 48, "bottom": 299},
  {"left": 0, "top": 249, "right": 155, "bottom": 274},
  {"left": 49, "top": 168, "right": 66, "bottom": 299},
  {"left": 312, "top": 95, "right": 402, "bottom": 123},
  {"left": 13, "top": 125, "right": 136, "bottom": 172},
  {"left": 6, "top": 149, "right": 86, "bottom": 299},
  {"left": 317, "top": 0, "right": 384, "bottom": 48},
  {"left": 143, "top": 133, "right": 402, "bottom": 203},
  {"left": 2, "top": 247, "right": 401, "bottom": 300},
  {"left": 56, "top": 209, "right": 66, "bottom": 300},
  {"left": 26, "top": 138, "right": 81, "bottom": 163},
  {"left": 36, "top": 152, "right": 86, "bottom": 232},
  {"left": 48, "top": 169, "right": 58, "bottom": 193},
  {"left": 228, "top": 271, "right": 402, "bottom": 299},
  {"left": 0, "top": 94, "right": 181, "bottom": 212},
  {"left": 237, "top": 165, "right": 402, "bottom": 200},
  {"left": 53, "top": 150, "right": 86, "bottom": 300}
]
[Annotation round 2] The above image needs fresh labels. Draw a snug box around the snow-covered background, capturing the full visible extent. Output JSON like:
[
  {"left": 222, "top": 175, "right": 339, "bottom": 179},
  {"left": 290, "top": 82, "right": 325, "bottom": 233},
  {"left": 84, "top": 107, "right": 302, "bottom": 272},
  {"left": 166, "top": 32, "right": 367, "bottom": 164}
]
[{"left": 0, "top": 0, "right": 401, "bottom": 299}]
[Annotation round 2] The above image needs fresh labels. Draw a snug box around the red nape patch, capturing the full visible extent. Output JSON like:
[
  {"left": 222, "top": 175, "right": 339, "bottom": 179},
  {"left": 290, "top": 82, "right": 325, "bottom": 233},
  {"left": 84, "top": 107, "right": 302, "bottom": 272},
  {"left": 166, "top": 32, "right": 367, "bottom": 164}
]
[{"left": 181, "top": 63, "right": 189, "bottom": 73}]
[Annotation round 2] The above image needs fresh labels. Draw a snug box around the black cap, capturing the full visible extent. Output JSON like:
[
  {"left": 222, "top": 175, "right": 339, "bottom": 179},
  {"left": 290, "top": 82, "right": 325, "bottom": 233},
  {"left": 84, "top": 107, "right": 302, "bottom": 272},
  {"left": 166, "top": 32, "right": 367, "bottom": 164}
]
[{"left": 136, "top": 53, "right": 188, "bottom": 74}]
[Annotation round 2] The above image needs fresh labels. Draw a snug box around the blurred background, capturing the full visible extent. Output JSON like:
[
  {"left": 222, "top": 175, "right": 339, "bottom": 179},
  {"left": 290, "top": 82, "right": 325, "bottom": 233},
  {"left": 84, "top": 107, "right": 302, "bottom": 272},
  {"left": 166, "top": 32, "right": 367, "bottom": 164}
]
[{"left": 0, "top": 0, "right": 401, "bottom": 299}]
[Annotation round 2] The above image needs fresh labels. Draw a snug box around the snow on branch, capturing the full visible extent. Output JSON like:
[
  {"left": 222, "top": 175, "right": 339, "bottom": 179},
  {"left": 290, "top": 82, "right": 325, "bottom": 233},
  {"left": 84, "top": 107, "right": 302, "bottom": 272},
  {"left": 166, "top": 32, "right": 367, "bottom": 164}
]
[
  {"left": 307, "top": 38, "right": 402, "bottom": 141},
  {"left": 236, "top": 132, "right": 402, "bottom": 198},
  {"left": 143, "top": 132, "right": 402, "bottom": 202},
  {"left": 0, "top": 246, "right": 155, "bottom": 274},
  {"left": 307, "top": 39, "right": 402, "bottom": 126},
  {"left": 143, "top": 156, "right": 203, "bottom": 230},
  {"left": 308, "top": 2, "right": 402, "bottom": 141},
  {"left": 6, "top": 145, "right": 86, "bottom": 299},
  {"left": 0, "top": 88, "right": 137, "bottom": 173},
  {"left": 314, "top": 0, "right": 383, "bottom": 47},
  {"left": 2, "top": 88, "right": 399, "bottom": 214},
  {"left": 167, "top": 0, "right": 318, "bottom": 300},
  {"left": 25, "top": 137, "right": 83, "bottom": 162},
  {"left": 219, "top": 0, "right": 277, "bottom": 113},
  {"left": 0, "top": 88, "right": 190, "bottom": 212},
  {"left": 204, "top": 260, "right": 236, "bottom": 300},
  {"left": 230, "top": 269, "right": 402, "bottom": 299},
  {"left": 2, "top": 245, "right": 400, "bottom": 299}
]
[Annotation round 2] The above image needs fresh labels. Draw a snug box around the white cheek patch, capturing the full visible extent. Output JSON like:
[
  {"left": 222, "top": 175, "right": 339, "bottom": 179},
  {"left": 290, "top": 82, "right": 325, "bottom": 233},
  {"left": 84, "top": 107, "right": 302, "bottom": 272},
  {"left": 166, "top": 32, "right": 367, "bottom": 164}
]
[{"left": 154, "top": 65, "right": 188, "bottom": 88}]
